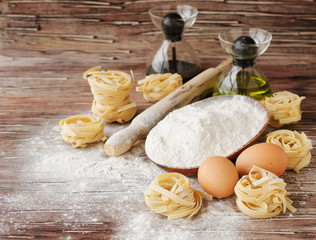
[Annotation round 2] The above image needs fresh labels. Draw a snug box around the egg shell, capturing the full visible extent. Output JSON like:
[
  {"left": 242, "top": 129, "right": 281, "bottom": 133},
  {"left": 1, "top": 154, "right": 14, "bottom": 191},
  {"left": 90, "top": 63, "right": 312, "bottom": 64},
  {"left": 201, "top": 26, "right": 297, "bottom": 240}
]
[
  {"left": 235, "top": 142, "right": 288, "bottom": 177},
  {"left": 198, "top": 156, "right": 239, "bottom": 198}
]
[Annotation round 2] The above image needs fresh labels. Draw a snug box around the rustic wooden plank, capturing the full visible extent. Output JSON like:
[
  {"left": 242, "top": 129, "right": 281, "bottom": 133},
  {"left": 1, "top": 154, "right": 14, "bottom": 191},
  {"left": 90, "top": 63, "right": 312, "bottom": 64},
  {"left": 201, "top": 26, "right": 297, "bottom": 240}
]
[{"left": 0, "top": 0, "right": 316, "bottom": 239}]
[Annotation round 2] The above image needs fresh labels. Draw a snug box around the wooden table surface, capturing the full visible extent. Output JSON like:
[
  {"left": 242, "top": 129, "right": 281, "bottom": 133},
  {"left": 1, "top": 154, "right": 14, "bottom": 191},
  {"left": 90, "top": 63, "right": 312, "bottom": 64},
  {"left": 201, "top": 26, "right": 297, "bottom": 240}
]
[{"left": 1, "top": 1, "right": 316, "bottom": 239}]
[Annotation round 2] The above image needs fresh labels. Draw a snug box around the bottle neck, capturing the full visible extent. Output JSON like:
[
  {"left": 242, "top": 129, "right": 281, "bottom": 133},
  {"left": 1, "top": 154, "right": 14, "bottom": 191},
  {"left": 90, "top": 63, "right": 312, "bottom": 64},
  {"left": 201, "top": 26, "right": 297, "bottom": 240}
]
[
  {"left": 233, "top": 58, "right": 255, "bottom": 68},
  {"left": 164, "top": 33, "right": 182, "bottom": 42}
]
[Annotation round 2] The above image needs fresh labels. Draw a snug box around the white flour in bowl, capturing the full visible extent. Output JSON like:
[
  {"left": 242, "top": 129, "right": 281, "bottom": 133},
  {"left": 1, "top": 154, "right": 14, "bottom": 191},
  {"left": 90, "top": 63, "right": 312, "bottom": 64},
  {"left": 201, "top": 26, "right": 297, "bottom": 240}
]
[{"left": 145, "top": 95, "right": 268, "bottom": 169}]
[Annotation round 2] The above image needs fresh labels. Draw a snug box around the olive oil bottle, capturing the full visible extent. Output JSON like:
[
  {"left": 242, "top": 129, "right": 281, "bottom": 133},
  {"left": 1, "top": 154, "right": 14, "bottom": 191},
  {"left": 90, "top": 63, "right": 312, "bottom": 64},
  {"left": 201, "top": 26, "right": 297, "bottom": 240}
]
[
  {"left": 213, "top": 64, "right": 272, "bottom": 100},
  {"left": 213, "top": 28, "right": 273, "bottom": 101}
]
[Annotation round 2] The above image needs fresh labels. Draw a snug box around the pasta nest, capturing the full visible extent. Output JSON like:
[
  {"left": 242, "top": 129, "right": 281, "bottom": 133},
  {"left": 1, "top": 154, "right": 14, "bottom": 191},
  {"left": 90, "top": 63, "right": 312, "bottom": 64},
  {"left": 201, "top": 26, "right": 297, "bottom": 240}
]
[
  {"left": 60, "top": 114, "right": 106, "bottom": 148},
  {"left": 136, "top": 73, "right": 183, "bottom": 103},
  {"left": 144, "top": 173, "right": 212, "bottom": 220},
  {"left": 261, "top": 91, "right": 305, "bottom": 128},
  {"left": 266, "top": 130, "right": 312, "bottom": 172},
  {"left": 84, "top": 66, "right": 137, "bottom": 123},
  {"left": 234, "top": 166, "right": 296, "bottom": 218}
]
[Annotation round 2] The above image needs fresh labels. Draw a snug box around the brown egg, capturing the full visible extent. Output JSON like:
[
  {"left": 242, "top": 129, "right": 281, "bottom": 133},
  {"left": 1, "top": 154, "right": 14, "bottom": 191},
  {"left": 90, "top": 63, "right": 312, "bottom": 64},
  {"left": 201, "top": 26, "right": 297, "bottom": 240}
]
[
  {"left": 198, "top": 156, "right": 239, "bottom": 198},
  {"left": 236, "top": 143, "right": 288, "bottom": 177}
]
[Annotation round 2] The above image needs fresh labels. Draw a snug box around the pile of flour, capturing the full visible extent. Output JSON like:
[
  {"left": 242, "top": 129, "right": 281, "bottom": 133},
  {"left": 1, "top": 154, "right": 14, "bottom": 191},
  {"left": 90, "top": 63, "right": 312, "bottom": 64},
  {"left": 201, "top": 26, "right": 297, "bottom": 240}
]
[{"left": 145, "top": 95, "right": 267, "bottom": 168}]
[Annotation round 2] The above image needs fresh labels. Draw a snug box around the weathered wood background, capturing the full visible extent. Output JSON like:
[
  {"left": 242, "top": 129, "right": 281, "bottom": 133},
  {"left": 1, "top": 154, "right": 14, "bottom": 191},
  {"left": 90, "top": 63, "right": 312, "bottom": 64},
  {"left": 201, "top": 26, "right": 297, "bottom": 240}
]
[{"left": 1, "top": 0, "right": 316, "bottom": 239}]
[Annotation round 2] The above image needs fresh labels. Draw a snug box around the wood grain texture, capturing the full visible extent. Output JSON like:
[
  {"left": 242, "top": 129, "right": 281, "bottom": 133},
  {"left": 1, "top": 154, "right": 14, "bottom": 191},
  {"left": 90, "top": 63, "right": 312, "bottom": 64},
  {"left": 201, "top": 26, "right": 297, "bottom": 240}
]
[{"left": 0, "top": 0, "right": 316, "bottom": 239}]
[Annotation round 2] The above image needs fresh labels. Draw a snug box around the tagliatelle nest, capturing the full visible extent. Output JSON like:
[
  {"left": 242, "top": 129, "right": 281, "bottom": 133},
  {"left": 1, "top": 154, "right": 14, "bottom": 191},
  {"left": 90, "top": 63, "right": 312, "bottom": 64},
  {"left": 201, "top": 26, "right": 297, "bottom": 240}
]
[
  {"left": 234, "top": 166, "right": 296, "bottom": 218},
  {"left": 84, "top": 66, "right": 137, "bottom": 123},
  {"left": 144, "top": 173, "right": 212, "bottom": 220},
  {"left": 266, "top": 129, "right": 312, "bottom": 172},
  {"left": 261, "top": 91, "right": 305, "bottom": 128},
  {"left": 60, "top": 114, "right": 107, "bottom": 148},
  {"left": 136, "top": 73, "right": 183, "bottom": 103}
]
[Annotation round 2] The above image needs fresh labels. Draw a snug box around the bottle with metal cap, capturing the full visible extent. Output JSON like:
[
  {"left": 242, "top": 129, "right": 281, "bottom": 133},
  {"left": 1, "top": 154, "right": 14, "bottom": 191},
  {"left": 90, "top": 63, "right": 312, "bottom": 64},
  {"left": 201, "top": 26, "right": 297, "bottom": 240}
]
[{"left": 147, "top": 4, "right": 201, "bottom": 83}]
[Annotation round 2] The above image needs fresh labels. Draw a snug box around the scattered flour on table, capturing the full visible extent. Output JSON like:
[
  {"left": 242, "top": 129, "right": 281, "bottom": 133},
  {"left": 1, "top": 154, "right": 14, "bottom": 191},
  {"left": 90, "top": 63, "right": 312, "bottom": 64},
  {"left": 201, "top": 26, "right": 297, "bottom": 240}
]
[
  {"left": 146, "top": 95, "right": 267, "bottom": 168},
  {"left": 121, "top": 200, "right": 246, "bottom": 240},
  {"left": 1, "top": 121, "right": 245, "bottom": 239},
  {"left": 27, "top": 124, "right": 161, "bottom": 180}
]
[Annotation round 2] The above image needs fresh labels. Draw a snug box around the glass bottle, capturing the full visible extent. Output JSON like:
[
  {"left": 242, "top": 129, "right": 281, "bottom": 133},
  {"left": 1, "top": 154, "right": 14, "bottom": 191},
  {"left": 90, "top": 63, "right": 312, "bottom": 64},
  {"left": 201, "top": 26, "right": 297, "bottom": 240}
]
[
  {"left": 147, "top": 4, "right": 201, "bottom": 83},
  {"left": 213, "top": 28, "right": 273, "bottom": 100}
]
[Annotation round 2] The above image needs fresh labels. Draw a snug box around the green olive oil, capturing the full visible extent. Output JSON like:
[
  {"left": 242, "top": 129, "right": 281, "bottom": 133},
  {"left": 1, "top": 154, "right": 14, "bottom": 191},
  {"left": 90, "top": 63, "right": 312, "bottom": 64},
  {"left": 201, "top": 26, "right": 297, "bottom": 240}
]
[
  {"left": 213, "top": 35, "right": 273, "bottom": 101},
  {"left": 213, "top": 75, "right": 272, "bottom": 100},
  {"left": 213, "top": 65, "right": 272, "bottom": 101}
]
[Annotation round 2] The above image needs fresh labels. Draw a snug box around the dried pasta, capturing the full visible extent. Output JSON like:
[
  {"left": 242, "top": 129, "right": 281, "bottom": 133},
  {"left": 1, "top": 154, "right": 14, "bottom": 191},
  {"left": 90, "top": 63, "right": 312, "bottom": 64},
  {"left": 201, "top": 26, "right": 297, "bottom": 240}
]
[
  {"left": 266, "top": 130, "right": 312, "bottom": 172},
  {"left": 136, "top": 73, "right": 182, "bottom": 103},
  {"left": 84, "top": 66, "right": 137, "bottom": 123},
  {"left": 144, "top": 173, "right": 212, "bottom": 220},
  {"left": 234, "top": 166, "right": 296, "bottom": 218},
  {"left": 60, "top": 114, "right": 106, "bottom": 148},
  {"left": 261, "top": 91, "right": 305, "bottom": 128}
]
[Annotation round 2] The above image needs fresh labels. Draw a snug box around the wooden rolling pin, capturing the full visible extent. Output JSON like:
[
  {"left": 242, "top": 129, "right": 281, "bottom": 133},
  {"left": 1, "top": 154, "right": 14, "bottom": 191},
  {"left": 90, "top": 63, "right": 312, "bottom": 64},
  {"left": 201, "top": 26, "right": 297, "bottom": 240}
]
[{"left": 104, "top": 58, "right": 232, "bottom": 157}]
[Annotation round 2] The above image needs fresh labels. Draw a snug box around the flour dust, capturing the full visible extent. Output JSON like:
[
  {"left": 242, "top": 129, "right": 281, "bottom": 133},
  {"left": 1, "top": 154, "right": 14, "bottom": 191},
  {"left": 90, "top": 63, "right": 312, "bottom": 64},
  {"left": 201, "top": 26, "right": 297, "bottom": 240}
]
[{"left": 0, "top": 121, "right": 245, "bottom": 239}]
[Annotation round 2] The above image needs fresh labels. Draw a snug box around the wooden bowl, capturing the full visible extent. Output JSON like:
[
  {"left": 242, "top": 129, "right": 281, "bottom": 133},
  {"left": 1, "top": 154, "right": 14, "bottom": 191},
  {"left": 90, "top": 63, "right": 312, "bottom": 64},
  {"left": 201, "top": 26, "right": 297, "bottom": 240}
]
[{"left": 148, "top": 95, "right": 269, "bottom": 176}]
